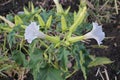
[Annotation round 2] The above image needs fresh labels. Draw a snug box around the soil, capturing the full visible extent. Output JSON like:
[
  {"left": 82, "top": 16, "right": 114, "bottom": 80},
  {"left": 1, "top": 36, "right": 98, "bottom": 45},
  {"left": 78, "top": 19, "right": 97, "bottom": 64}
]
[{"left": 0, "top": 0, "right": 120, "bottom": 80}]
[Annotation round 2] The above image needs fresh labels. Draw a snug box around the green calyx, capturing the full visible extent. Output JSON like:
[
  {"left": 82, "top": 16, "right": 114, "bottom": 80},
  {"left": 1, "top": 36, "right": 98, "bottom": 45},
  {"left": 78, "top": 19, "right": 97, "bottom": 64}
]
[
  {"left": 68, "top": 6, "right": 87, "bottom": 37},
  {"left": 68, "top": 36, "right": 84, "bottom": 43},
  {"left": 46, "top": 35, "right": 60, "bottom": 44},
  {"left": 64, "top": 36, "right": 84, "bottom": 46}
]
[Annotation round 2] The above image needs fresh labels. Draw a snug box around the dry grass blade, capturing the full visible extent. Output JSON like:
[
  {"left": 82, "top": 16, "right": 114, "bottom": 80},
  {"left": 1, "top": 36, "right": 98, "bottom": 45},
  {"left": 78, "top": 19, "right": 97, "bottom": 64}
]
[
  {"left": 0, "top": 16, "right": 15, "bottom": 28},
  {"left": 0, "top": 0, "right": 12, "bottom": 6},
  {"left": 115, "top": 76, "right": 117, "bottom": 80},
  {"left": 95, "top": 67, "right": 105, "bottom": 80},
  {"left": 98, "top": 0, "right": 109, "bottom": 12},
  {"left": 86, "top": 0, "right": 95, "bottom": 10},
  {"left": 114, "top": 0, "right": 119, "bottom": 14}
]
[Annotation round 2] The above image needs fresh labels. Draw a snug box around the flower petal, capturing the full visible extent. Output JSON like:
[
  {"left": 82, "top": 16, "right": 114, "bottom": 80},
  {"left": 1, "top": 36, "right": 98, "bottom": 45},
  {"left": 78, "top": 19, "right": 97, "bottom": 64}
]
[
  {"left": 84, "top": 22, "right": 105, "bottom": 45},
  {"left": 24, "top": 22, "right": 45, "bottom": 43}
]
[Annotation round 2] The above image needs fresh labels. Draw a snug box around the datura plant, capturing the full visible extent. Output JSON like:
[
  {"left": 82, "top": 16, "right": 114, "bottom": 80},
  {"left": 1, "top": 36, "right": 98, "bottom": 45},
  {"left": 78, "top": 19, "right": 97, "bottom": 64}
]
[{"left": 0, "top": 1, "right": 112, "bottom": 80}]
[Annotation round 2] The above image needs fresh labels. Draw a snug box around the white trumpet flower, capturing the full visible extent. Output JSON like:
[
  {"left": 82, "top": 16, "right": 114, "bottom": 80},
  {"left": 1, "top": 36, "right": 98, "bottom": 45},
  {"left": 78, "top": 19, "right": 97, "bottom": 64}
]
[
  {"left": 24, "top": 22, "right": 46, "bottom": 43},
  {"left": 84, "top": 22, "right": 105, "bottom": 45}
]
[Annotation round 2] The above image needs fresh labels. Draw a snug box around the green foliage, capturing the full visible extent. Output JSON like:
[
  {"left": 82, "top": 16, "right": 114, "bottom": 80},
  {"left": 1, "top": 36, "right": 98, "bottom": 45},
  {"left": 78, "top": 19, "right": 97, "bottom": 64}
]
[
  {"left": 71, "top": 43, "right": 91, "bottom": 80},
  {"left": 0, "top": 1, "right": 112, "bottom": 80},
  {"left": 7, "top": 31, "right": 16, "bottom": 48},
  {"left": 28, "top": 47, "right": 44, "bottom": 79},
  {"left": 46, "top": 15, "right": 52, "bottom": 28},
  {"left": 61, "top": 15, "right": 67, "bottom": 32},
  {"left": 38, "top": 67, "right": 64, "bottom": 80},
  {"left": 36, "top": 14, "right": 45, "bottom": 27},
  {"left": 88, "top": 57, "right": 113, "bottom": 67},
  {"left": 15, "top": 15, "right": 23, "bottom": 25},
  {"left": 79, "top": 51, "right": 87, "bottom": 80},
  {"left": 0, "top": 55, "right": 19, "bottom": 77},
  {"left": 12, "top": 50, "right": 27, "bottom": 66},
  {"left": 59, "top": 47, "right": 71, "bottom": 71}
]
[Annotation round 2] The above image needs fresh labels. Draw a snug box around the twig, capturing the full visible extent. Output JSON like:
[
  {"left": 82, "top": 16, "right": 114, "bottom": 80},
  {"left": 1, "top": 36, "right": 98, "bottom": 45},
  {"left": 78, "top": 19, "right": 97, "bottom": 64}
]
[
  {"left": 0, "top": 0, "right": 12, "bottom": 6},
  {"left": 95, "top": 68, "right": 105, "bottom": 80},
  {"left": 103, "top": 68, "right": 110, "bottom": 80},
  {"left": 115, "top": 76, "right": 117, "bottom": 80},
  {"left": 117, "top": 1, "right": 120, "bottom": 5},
  {"left": 95, "top": 68, "right": 100, "bottom": 76},
  {"left": 99, "top": 69, "right": 105, "bottom": 80},
  {"left": 86, "top": 0, "right": 95, "bottom": 10}
]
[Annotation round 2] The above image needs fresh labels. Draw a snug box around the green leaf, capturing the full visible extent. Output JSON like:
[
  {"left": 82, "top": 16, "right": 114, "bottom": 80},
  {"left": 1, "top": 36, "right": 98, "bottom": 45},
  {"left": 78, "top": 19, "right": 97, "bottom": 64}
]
[
  {"left": 29, "top": 48, "right": 43, "bottom": 69},
  {"left": 53, "top": 0, "right": 64, "bottom": 14},
  {"left": 36, "top": 14, "right": 45, "bottom": 27},
  {"left": 23, "top": 7, "right": 30, "bottom": 15},
  {"left": 65, "top": 6, "right": 70, "bottom": 15},
  {"left": 0, "top": 26, "right": 12, "bottom": 32},
  {"left": 12, "top": 50, "right": 27, "bottom": 66},
  {"left": 6, "top": 14, "right": 14, "bottom": 22},
  {"left": 38, "top": 67, "right": 64, "bottom": 80},
  {"left": 28, "top": 48, "right": 45, "bottom": 80},
  {"left": 88, "top": 57, "right": 112, "bottom": 67},
  {"left": 0, "top": 56, "right": 8, "bottom": 62},
  {"left": 29, "top": 2, "right": 34, "bottom": 13},
  {"left": 0, "top": 65, "right": 12, "bottom": 72},
  {"left": 61, "top": 15, "right": 67, "bottom": 32},
  {"left": 14, "top": 15, "right": 23, "bottom": 25},
  {"left": 59, "top": 48, "right": 70, "bottom": 71},
  {"left": 79, "top": 51, "right": 87, "bottom": 80},
  {"left": 69, "top": 6, "right": 87, "bottom": 33},
  {"left": 73, "top": 11, "right": 77, "bottom": 22},
  {"left": 7, "top": 31, "right": 16, "bottom": 48},
  {"left": 46, "top": 35, "right": 60, "bottom": 44},
  {"left": 46, "top": 15, "right": 52, "bottom": 28}
]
